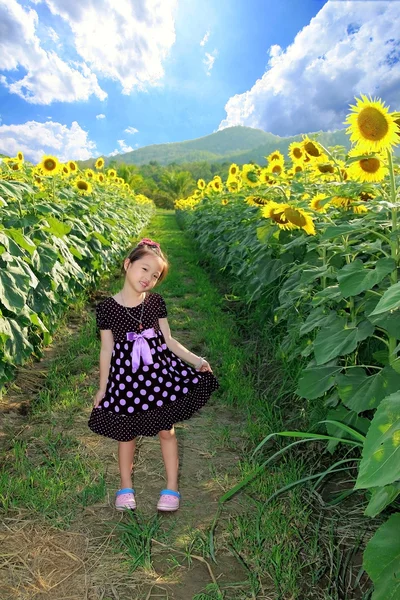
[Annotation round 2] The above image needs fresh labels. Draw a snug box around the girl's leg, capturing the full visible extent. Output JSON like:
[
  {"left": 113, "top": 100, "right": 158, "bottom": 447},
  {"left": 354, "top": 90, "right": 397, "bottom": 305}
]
[
  {"left": 118, "top": 439, "right": 136, "bottom": 489},
  {"left": 158, "top": 427, "right": 179, "bottom": 491}
]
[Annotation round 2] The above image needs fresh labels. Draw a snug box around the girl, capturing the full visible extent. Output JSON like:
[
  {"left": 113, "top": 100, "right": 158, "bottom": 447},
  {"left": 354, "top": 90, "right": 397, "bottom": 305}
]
[{"left": 88, "top": 238, "right": 219, "bottom": 512}]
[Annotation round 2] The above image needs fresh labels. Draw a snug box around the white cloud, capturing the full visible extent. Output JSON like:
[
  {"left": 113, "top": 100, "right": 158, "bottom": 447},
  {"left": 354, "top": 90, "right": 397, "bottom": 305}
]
[
  {"left": 0, "top": 0, "right": 107, "bottom": 104},
  {"left": 200, "top": 31, "right": 210, "bottom": 47},
  {"left": 219, "top": 0, "right": 400, "bottom": 135},
  {"left": 124, "top": 126, "right": 139, "bottom": 134},
  {"left": 96, "top": 113, "right": 106, "bottom": 119},
  {"left": 37, "top": 0, "right": 178, "bottom": 94},
  {"left": 108, "top": 139, "right": 134, "bottom": 156},
  {"left": 0, "top": 0, "right": 177, "bottom": 104},
  {"left": 0, "top": 120, "right": 97, "bottom": 163},
  {"left": 203, "top": 51, "right": 217, "bottom": 76}
]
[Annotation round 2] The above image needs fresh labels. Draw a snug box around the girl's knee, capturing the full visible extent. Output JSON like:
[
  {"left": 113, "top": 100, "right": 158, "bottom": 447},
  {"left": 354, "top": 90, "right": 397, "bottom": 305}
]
[{"left": 159, "top": 427, "right": 175, "bottom": 441}]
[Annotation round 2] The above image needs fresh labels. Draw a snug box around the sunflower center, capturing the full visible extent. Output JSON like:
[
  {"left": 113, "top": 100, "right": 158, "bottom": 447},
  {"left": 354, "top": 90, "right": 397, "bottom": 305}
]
[
  {"left": 44, "top": 158, "right": 57, "bottom": 171},
  {"left": 272, "top": 164, "right": 282, "bottom": 174},
  {"left": 304, "top": 141, "right": 321, "bottom": 157},
  {"left": 231, "top": 167, "right": 237, "bottom": 174},
  {"left": 360, "top": 158, "right": 380, "bottom": 173},
  {"left": 270, "top": 209, "right": 286, "bottom": 225},
  {"left": 318, "top": 163, "right": 334, "bottom": 174},
  {"left": 77, "top": 181, "right": 89, "bottom": 190},
  {"left": 284, "top": 207, "right": 306, "bottom": 227},
  {"left": 295, "top": 165, "right": 303, "bottom": 173},
  {"left": 293, "top": 148, "right": 302, "bottom": 159},
  {"left": 358, "top": 107, "right": 389, "bottom": 141}
]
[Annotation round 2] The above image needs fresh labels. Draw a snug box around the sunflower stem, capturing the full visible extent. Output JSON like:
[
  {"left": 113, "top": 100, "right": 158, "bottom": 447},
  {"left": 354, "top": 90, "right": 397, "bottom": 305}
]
[{"left": 387, "top": 148, "right": 398, "bottom": 366}]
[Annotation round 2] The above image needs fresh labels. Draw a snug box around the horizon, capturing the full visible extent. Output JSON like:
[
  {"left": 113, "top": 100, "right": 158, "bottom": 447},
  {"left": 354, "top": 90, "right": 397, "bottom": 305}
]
[{"left": 1, "top": 1, "right": 399, "bottom": 163}]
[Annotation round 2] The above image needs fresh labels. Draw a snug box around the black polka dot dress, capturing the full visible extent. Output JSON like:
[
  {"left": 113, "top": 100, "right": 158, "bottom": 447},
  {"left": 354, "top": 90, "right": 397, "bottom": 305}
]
[{"left": 88, "top": 293, "right": 219, "bottom": 441}]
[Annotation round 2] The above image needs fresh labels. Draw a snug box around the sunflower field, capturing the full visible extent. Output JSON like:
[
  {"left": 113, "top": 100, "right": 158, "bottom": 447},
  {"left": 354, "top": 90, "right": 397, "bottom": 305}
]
[
  {"left": 176, "top": 96, "right": 400, "bottom": 599},
  {"left": 0, "top": 154, "right": 154, "bottom": 392}
]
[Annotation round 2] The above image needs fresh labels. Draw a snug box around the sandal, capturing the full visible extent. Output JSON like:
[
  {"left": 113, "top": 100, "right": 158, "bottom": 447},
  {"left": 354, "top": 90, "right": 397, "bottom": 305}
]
[
  {"left": 157, "top": 489, "right": 181, "bottom": 512},
  {"left": 115, "top": 487, "right": 136, "bottom": 511}
]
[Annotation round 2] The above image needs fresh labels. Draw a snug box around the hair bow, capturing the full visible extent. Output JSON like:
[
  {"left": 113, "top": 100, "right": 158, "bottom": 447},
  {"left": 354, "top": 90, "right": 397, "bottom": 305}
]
[{"left": 138, "top": 238, "right": 160, "bottom": 249}]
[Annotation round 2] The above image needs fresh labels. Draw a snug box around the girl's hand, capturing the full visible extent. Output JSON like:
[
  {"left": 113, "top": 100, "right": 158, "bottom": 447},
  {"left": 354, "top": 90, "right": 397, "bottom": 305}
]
[
  {"left": 93, "top": 389, "right": 106, "bottom": 408},
  {"left": 199, "top": 360, "right": 213, "bottom": 373}
]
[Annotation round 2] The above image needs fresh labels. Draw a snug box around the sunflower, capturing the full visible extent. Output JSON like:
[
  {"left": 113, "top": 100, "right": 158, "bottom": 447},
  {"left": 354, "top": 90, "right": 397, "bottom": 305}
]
[
  {"left": 345, "top": 95, "right": 399, "bottom": 154},
  {"left": 95, "top": 157, "right": 105, "bottom": 169},
  {"left": 98, "top": 172, "right": 105, "bottom": 183},
  {"left": 268, "top": 162, "right": 284, "bottom": 176},
  {"left": 302, "top": 137, "right": 323, "bottom": 158},
  {"left": 11, "top": 161, "right": 21, "bottom": 171},
  {"left": 16, "top": 151, "right": 24, "bottom": 162},
  {"left": 293, "top": 164, "right": 304, "bottom": 174},
  {"left": 197, "top": 178, "right": 206, "bottom": 190},
  {"left": 347, "top": 150, "right": 388, "bottom": 182},
  {"left": 261, "top": 202, "right": 315, "bottom": 235},
  {"left": 241, "top": 164, "right": 259, "bottom": 187},
  {"left": 221, "top": 198, "right": 229, "bottom": 206},
  {"left": 85, "top": 168, "right": 95, "bottom": 179},
  {"left": 314, "top": 161, "right": 335, "bottom": 175},
  {"left": 75, "top": 179, "right": 93, "bottom": 195},
  {"left": 246, "top": 195, "right": 270, "bottom": 207},
  {"left": 266, "top": 150, "right": 284, "bottom": 164},
  {"left": 211, "top": 179, "right": 222, "bottom": 192},
  {"left": 226, "top": 176, "right": 242, "bottom": 192},
  {"left": 68, "top": 160, "right": 78, "bottom": 173},
  {"left": 229, "top": 163, "right": 239, "bottom": 177},
  {"left": 61, "top": 164, "right": 70, "bottom": 176},
  {"left": 259, "top": 168, "right": 275, "bottom": 185},
  {"left": 39, "top": 155, "right": 60, "bottom": 175},
  {"left": 107, "top": 169, "right": 117, "bottom": 178},
  {"left": 332, "top": 196, "right": 352, "bottom": 209},
  {"left": 353, "top": 204, "right": 368, "bottom": 214},
  {"left": 310, "top": 193, "right": 331, "bottom": 213},
  {"left": 288, "top": 142, "right": 304, "bottom": 163}
]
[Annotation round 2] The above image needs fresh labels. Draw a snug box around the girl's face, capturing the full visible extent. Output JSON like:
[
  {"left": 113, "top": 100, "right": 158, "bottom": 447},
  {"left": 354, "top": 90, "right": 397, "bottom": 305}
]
[{"left": 124, "top": 253, "right": 164, "bottom": 293}]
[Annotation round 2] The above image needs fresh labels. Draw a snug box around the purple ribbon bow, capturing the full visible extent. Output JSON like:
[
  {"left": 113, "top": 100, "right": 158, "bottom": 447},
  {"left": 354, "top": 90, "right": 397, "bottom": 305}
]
[{"left": 126, "top": 328, "right": 157, "bottom": 370}]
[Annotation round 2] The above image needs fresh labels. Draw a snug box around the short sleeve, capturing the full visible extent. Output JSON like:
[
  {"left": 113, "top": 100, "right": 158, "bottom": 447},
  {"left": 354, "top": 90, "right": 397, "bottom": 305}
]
[
  {"left": 158, "top": 295, "right": 168, "bottom": 319},
  {"left": 96, "top": 301, "right": 111, "bottom": 330}
]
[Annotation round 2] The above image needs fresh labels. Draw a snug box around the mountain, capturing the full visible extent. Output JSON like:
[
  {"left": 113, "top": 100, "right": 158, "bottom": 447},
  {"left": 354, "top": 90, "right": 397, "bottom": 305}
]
[{"left": 79, "top": 126, "right": 354, "bottom": 169}]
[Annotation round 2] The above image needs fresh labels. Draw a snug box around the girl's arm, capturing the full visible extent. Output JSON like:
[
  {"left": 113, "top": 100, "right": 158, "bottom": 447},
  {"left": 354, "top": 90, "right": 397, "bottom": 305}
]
[
  {"left": 94, "top": 329, "right": 114, "bottom": 407},
  {"left": 158, "top": 317, "right": 212, "bottom": 371}
]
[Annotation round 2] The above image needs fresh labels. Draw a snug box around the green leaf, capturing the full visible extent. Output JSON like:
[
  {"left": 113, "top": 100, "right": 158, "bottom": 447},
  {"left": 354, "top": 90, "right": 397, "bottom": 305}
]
[
  {"left": 337, "top": 258, "right": 395, "bottom": 298},
  {"left": 296, "top": 365, "right": 341, "bottom": 399},
  {"left": 369, "top": 281, "right": 400, "bottom": 316},
  {"left": 356, "top": 392, "right": 400, "bottom": 489},
  {"left": 6, "top": 228, "right": 37, "bottom": 256},
  {"left": 311, "top": 285, "right": 342, "bottom": 307},
  {"left": 3, "top": 318, "right": 33, "bottom": 363},
  {"left": 364, "top": 483, "right": 400, "bottom": 518},
  {"left": 314, "top": 318, "right": 373, "bottom": 365},
  {"left": 320, "top": 224, "right": 365, "bottom": 240},
  {"left": 0, "top": 269, "right": 30, "bottom": 312},
  {"left": 337, "top": 366, "right": 400, "bottom": 413},
  {"left": 32, "top": 244, "right": 60, "bottom": 273},
  {"left": 44, "top": 216, "right": 72, "bottom": 238},
  {"left": 363, "top": 514, "right": 400, "bottom": 600},
  {"left": 300, "top": 306, "right": 336, "bottom": 336}
]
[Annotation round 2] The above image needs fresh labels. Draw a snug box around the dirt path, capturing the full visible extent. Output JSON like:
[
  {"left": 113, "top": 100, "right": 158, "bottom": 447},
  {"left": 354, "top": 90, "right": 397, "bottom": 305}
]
[{"left": 1, "top": 212, "right": 260, "bottom": 600}]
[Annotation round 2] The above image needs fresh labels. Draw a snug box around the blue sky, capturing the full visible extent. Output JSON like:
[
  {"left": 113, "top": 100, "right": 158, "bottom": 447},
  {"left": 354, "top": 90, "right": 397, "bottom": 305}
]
[{"left": 0, "top": 0, "right": 399, "bottom": 163}]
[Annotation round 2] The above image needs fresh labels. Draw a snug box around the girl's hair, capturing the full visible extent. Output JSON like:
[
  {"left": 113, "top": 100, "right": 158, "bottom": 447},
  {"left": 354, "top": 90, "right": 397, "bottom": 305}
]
[{"left": 122, "top": 238, "right": 169, "bottom": 283}]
